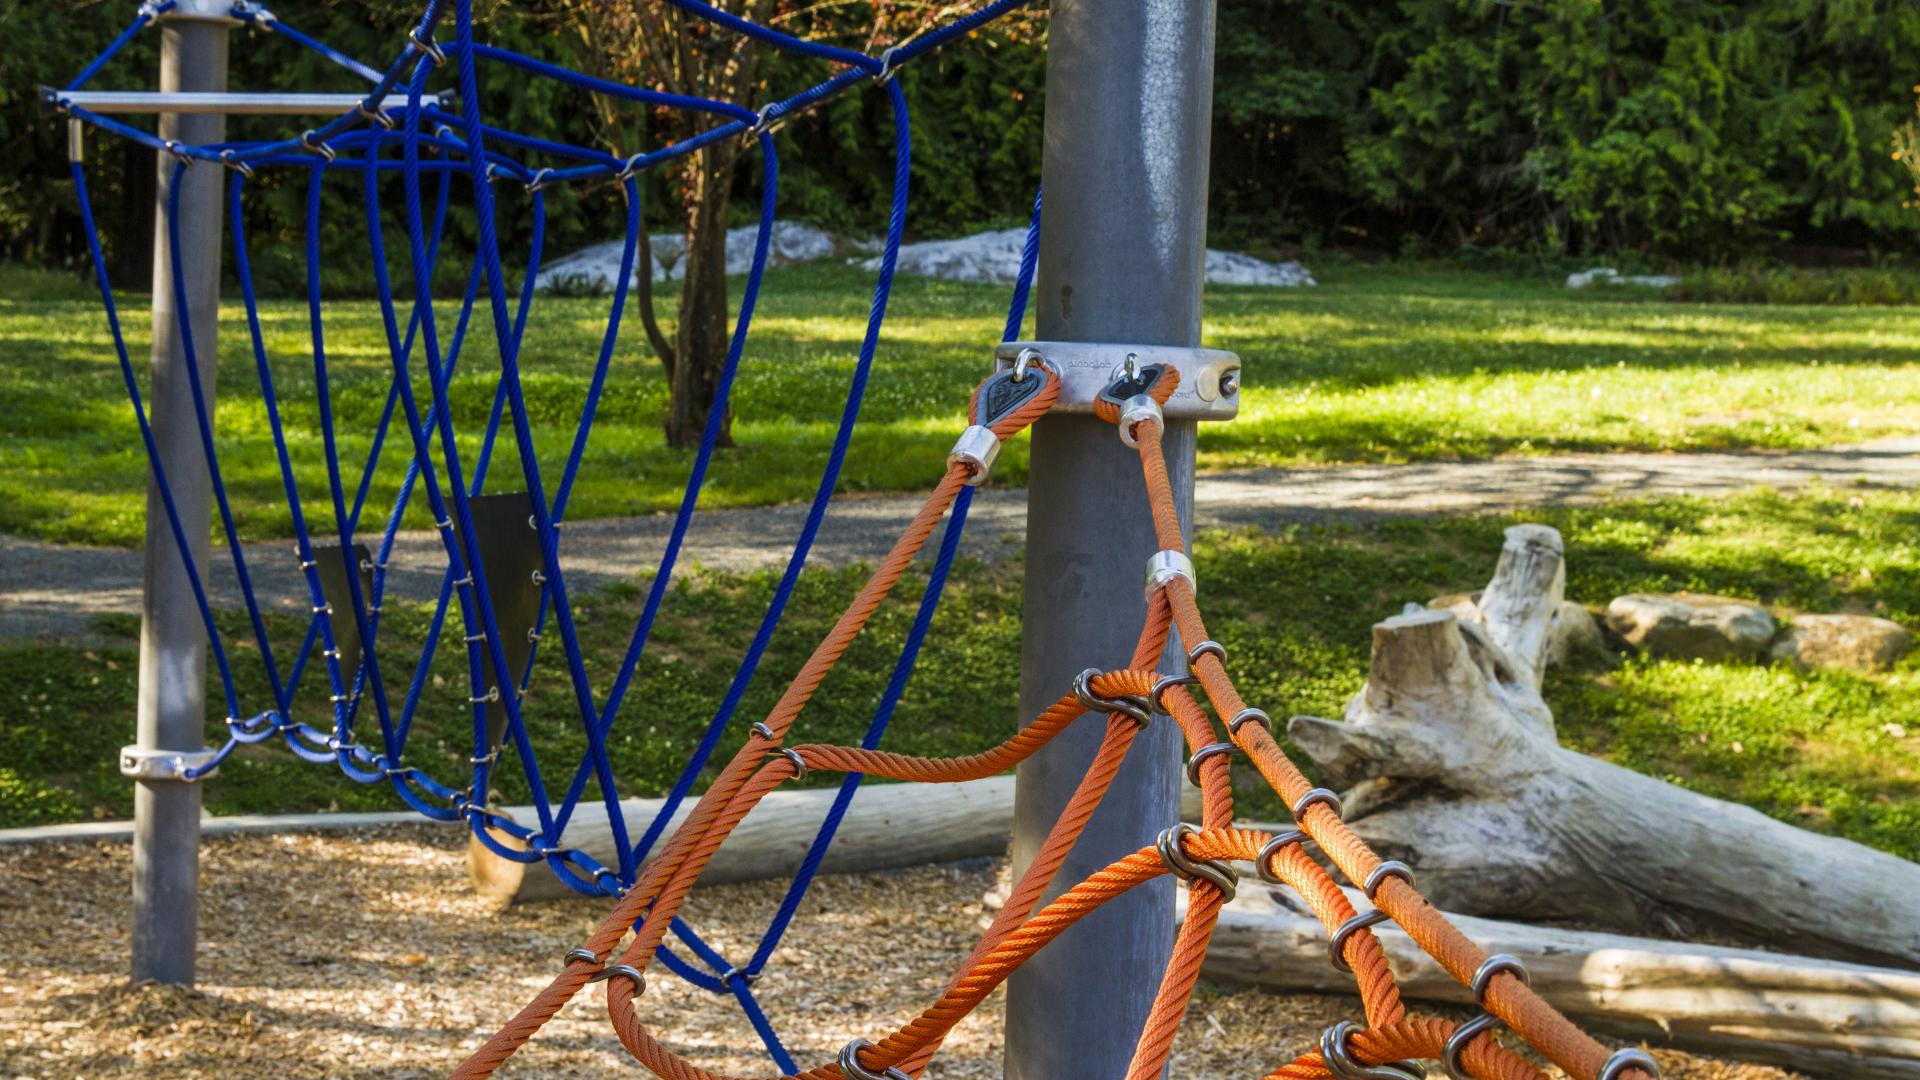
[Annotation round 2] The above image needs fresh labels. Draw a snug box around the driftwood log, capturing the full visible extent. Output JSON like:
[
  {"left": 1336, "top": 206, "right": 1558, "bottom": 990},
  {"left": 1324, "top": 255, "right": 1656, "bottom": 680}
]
[
  {"left": 1287, "top": 524, "right": 1920, "bottom": 969},
  {"left": 1195, "top": 885, "right": 1920, "bottom": 1079},
  {"left": 471, "top": 776, "right": 1203, "bottom": 904}
]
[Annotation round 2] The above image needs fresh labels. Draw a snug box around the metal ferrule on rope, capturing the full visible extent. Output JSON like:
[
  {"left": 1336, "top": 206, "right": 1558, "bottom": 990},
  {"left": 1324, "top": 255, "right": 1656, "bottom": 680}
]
[
  {"left": 1118, "top": 392, "right": 1164, "bottom": 448},
  {"left": 1143, "top": 548, "right": 1195, "bottom": 601},
  {"left": 947, "top": 424, "right": 1001, "bottom": 485}
]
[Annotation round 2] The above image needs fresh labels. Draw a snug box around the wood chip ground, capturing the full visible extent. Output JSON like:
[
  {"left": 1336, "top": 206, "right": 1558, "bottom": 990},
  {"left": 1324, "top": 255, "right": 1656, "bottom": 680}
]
[{"left": 0, "top": 826, "right": 1794, "bottom": 1078}]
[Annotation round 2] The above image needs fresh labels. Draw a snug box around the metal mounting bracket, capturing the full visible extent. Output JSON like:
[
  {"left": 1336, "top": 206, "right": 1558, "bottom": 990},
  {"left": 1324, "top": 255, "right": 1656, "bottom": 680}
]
[
  {"left": 992, "top": 341, "right": 1241, "bottom": 421},
  {"left": 120, "top": 744, "right": 221, "bottom": 781},
  {"left": 156, "top": 0, "right": 245, "bottom": 24}
]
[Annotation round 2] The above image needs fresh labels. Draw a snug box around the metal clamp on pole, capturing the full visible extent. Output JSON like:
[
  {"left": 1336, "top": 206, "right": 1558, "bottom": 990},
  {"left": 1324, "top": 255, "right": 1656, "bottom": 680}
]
[
  {"left": 994, "top": 341, "right": 1241, "bottom": 420},
  {"left": 157, "top": 0, "right": 244, "bottom": 23},
  {"left": 119, "top": 744, "right": 221, "bottom": 782}
]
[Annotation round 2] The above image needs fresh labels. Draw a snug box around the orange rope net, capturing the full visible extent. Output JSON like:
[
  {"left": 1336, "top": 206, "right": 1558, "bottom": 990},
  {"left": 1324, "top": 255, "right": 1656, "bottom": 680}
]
[{"left": 450, "top": 365, "right": 1657, "bottom": 1080}]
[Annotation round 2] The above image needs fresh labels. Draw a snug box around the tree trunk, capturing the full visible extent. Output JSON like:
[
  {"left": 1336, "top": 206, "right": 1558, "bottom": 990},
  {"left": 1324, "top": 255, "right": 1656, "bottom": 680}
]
[
  {"left": 665, "top": 146, "right": 736, "bottom": 449},
  {"left": 1286, "top": 524, "right": 1920, "bottom": 969},
  {"left": 1197, "top": 885, "right": 1920, "bottom": 1078}
]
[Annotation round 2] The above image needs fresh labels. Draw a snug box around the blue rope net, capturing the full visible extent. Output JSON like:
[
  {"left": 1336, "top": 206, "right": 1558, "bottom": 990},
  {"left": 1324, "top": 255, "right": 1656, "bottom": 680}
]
[{"left": 56, "top": 1, "right": 1039, "bottom": 1067}]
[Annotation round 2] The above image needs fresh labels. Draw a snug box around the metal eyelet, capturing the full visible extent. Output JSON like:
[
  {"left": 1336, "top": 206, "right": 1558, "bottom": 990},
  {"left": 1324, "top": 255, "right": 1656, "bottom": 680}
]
[{"left": 750, "top": 721, "right": 776, "bottom": 741}]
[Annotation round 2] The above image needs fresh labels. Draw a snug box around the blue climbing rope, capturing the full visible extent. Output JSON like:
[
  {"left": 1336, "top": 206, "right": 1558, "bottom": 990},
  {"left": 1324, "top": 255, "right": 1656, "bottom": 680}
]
[{"left": 58, "top": 0, "right": 1041, "bottom": 1066}]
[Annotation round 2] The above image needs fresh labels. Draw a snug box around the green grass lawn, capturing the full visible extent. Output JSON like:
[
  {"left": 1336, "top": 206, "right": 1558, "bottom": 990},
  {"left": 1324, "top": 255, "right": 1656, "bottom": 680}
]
[
  {"left": 5, "top": 485, "right": 1916, "bottom": 863},
  {"left": 8, "top": 260, "right": 1920, "bottom": 547}
]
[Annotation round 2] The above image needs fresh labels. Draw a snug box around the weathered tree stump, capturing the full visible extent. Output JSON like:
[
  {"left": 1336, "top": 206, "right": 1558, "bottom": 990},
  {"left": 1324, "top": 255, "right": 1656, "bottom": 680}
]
[{"left": 1287, "top": 524, "right": 1920, "bottom": 969}]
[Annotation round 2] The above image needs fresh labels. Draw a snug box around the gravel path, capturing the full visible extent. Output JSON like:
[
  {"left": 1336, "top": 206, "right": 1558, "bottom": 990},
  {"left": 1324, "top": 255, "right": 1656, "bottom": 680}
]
[
  {"left": 6, "top": 439, "right": 1917, "bottom": 642},
  {"left": 0, "top": 827, "right": 1791, "bottom": 1078}
]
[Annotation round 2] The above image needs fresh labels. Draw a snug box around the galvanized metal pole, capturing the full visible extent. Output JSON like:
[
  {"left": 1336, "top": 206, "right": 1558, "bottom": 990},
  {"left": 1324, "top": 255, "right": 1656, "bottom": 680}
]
[
  {"left": 1004, "top": 0, "right": 1219, "bottom": 1076},
  {"left": 131, "top": 0, "right": 230, "bottom": 987}
]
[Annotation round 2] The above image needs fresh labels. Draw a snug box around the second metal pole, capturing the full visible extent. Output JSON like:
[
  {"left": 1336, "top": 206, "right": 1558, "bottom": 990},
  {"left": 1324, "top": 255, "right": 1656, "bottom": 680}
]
[
  {"left": 1005, "top": 0, "right": 1219, "bottom": 1076},
  {"left": 131, "top": 5, "right": 230, "bottom": 987}
]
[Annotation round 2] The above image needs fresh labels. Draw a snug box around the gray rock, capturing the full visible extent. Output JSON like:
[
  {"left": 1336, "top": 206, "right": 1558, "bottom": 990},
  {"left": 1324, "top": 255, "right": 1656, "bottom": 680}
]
[
  {"left": 1428, "top": 592, "right": 1605, "bottom": 667},
  {"left": 1545, "top": 602, "right": 1606, "bottom": 667},
  {"left": 1605, "top": 593, "right": 1777, "bottom": 661},
  {"left": 1769, "top": 614, "right": 1913, "bottom": 673}
]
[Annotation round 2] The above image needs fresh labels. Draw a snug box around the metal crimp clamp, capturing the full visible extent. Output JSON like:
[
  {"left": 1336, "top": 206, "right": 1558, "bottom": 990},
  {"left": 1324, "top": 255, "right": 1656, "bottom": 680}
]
[
  {"left": 1071, "top": 668, "right": 1150, "bottom": 726},
  {"left": 1118, "top": 393, "right": 1164, "bottom": 448},
  {"left": 1156, "top": 822, "right": 1236, "bottom": 900},
  {"left": 119, "top": 744, "right": 222, "bottom": 782},
  {"left": 1442, "top": 954, "right": 1531, "bottom": 1079},
  {"left": 1143, "top": 549, "right": 1195, "bottom": 602},
  {"left": 1319, "top": 1020, "right": 1427, "bottom": 1080},
  {"left": 1598, "top": 1049, "right": 1662, "bottom": 1080},
  {"left": 948, "top": 424, "right": 1001, "bottom": 486},
  {"left": 839, "top": 1038, "right": 910, "bottom": 1080}
]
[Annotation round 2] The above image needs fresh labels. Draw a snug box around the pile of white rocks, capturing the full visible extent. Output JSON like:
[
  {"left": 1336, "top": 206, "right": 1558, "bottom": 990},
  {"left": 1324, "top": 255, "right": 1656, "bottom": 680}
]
[
  {"left": 534, "top": 222, "right": 1316, "bottom": 292},
  {"left": 534, "top": 221, "right": 842, "bottom": 291},
  {"left": 860, "top": 227, "right": 1316, "bottom": 287}
]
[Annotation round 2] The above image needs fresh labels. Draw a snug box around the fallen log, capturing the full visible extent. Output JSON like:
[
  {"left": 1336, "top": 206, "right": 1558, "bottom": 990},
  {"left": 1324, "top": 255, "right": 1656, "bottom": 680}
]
[
  {"left": 1197, "top": 884, "right": 1920, "bottom": 1079},
  {"left": 471, "top": 775, "right": 1203, "bottom": 904},
  {"left": 1286, "top": 524, "right": 1920, "bottom": 968}
]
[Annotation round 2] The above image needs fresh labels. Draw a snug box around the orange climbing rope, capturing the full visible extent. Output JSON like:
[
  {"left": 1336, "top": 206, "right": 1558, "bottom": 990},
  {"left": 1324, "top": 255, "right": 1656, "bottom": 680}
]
[{"left": 452, "top": 360, "right": 1658, "bottom": 1080}]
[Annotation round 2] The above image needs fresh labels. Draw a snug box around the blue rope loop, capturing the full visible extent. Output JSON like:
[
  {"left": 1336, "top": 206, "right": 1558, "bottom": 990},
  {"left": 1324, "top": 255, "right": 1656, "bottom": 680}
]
[{"left": 60, "top": 0, "right": 1039, "bottom": 1066}]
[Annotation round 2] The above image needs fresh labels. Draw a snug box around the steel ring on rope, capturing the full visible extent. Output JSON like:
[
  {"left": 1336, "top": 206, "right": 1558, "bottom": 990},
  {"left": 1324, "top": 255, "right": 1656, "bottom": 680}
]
[
  {"left": 1362, "top": 860, "right": 1414, "bottom": 900},
  {"left": 357, "top": 102, "right": 395, "bottom": 129},
  {"left": 1184, "top": 741, "right": 1234, "bottom": 786},
  {"left": 838, "top": 1038, "right": 910, "bottom": 1080},
  {"left": 1071, "top": 668, "right": 1151, "bottom": 726},
  {"left": 1328, "top": 908, "right": 1390, "bottom": 974},
  {"left": 1598, "top": 1049, "right": 1662, "bottom": 1080},
  {"left": 299, "top": 130, "right": 335, "bottom": 162},
  {"left": 1291, "top": 786, "right": 1342, "bottom": 823},
  {"left": 408, "top": 27, "right": 446, "bottom": 66},
  {"left": 1441, "top": 955, "right": 1530, "bottom": 1079},
  {"left": 218, "top": 149, "right": 254, "bottom": 178},
  {"left": 1255, "top": 829, "right": 1308, "bottom": 884},
  {"left": 873, "top": 45, "right": 903, "bottom": 85},
  {"left": 1319, "top": 1020, "right": 1428, "bottom": 1080},
  {"left": 767, "top": 746, "right": 808, "bottom": 782},
  {"left": 1185, "top": 639, "right": 1226, "bottom": 669},
  {"left": 1227, "top": 706, "right": 1271, "bottom": 735},
  {"left": 524, "top": 167, "right": 555, "bottom": 194},
  {"left": 1155, "top": 822, "right": 1237, "bottom": 900},
  {"left": 1149, "top": 671, "right": 1197, "bottom": 715}
]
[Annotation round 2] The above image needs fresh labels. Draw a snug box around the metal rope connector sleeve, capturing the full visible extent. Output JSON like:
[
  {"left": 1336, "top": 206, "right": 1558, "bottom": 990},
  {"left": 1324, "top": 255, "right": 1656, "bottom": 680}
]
[
  {"left": 1444, "top": 954, "right": 1531, "bottom": 1079},
  {"left": 1071, "top": 668, "right": 1151, "bottom": 726},
  {"left": 947, "top": 424, "right": 1001, "bottom": 486},
  {"left": 1156, "top": 822, "right": 1237, "bottom": 900},
  {"left": 1143, "top": 549, "right": 1195, "bottom": 601},
  {"left": 839, "top": 1038, "right": 911, "bottom": 1080},
  {"left": 1599, "top": 1049, "right": 1662, "bottom": 1080},
  {"left": 1318, "top": 1020, "right": 1427, "bottom": 1080},
  {"left": 119, "top": 745, "right": 220, "bottom": 782},
  {"left": 1118, "top": 393, "right": 1164, "bottom": 448}
]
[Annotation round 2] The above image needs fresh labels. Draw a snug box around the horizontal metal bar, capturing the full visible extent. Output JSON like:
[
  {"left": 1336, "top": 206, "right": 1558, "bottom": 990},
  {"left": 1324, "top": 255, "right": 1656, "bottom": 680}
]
[{"left": 42, "top": 87, "right": 444, "bottom": 116}]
